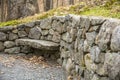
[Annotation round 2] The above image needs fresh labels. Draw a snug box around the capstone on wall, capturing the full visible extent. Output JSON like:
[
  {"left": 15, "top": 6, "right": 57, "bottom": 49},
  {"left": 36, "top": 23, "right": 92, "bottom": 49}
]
[{"left": 0, "top": 14, "right": 120, "bottom": 80}]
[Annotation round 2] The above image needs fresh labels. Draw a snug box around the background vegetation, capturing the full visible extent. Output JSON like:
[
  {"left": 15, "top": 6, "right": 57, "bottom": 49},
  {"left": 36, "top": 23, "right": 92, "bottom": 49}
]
[{"left": 0, "top": 0, "right": 120, "bottom": 27}]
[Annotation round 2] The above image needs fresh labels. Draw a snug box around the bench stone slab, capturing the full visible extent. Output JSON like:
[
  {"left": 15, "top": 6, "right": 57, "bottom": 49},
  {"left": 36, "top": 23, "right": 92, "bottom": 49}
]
[{"left": 16, "top": 39, "right": 59, "bottom": 50}]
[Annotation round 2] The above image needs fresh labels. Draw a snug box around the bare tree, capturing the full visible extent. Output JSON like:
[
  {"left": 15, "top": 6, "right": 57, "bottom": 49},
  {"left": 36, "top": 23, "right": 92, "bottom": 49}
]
[{"left": 1, "top": 0, "right": 4, "bottom": 22}]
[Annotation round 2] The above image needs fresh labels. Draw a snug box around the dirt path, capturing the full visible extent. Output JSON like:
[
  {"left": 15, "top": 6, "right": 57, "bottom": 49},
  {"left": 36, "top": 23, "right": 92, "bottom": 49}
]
[{"left": 0, "top": 53, "right": 67, "bottom": 80}]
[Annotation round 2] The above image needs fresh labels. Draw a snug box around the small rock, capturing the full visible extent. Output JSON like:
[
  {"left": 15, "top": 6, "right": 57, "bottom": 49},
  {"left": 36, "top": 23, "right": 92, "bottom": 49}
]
[
  {"left": 89, "top": 25, "right": 100, "bottom": 32},
  {"left": 18, "top": 31, "right": 27, "bottom": 37},
  {"left": 17, "top": 24, "right": 25, "bottom": 30},
  {"left": 62, "top": 28, "right": 77, "bottom": 43},
  {"left": 86, "top": 32, "right": 96, "bottom": 46},
  {"left": 84, "top": 40, "right": 91, "bottom": 52},
  {"left": 49, "top": 29, "right": 54, "bottom": 35},
  {"left": 80, "top": 16, "right": 90, "bottom": 31},
  {"left": 20, "top": 46, "right": 32, "bottom": 53},
  {"left": 28, "top": 27, "right": 41, "bottom": 39},
  {"left": 65, "top": 58, "right": 74, "bottom": 75},
  {"left": 0, "top": 26, "right": 14, "bottom": 32},
  {"left": 24, "top": 27, "right": 31, "bottom": 34},
  {"left": 4, "top": 41, "right": 15, "bottom": 48},
  {"left": 52, "top": 32, "right": 61, "bottom": 43},
  {"left": 0, "top": 32, "right": 7, "bottom": 41},
  {"left": 62, "top": 32, "right": 70, "bottom": 42},
  {"left": 90, "top": 16, "right": 106, "bottom": 25},
  {"left": 90, "top": 46, "right": 104, "bottom": 63},
  {"left": 12, "top": 29, "right": 18, "bottom": 33},
  {"left": 46, "top": 35, "right": 53, "bottom": 41},
  {"left": 9, "top": 33, "right": 18, "bottom": 40},
  {"left": 41, "top": 30, "right": 49, "bottom": 36},
  {"left": 35, "top": 20, "right": 41, "bottom": 25},
  {"left": 0, "top": 42, "right": 5, "bottom": 51},
  {"left": 4, "top": 47, "right": 20, "bottom": 54},
  {"left": 84, "top": 54, "right": 93, "bottom": 71},
  {"left": 52, "top": 21, "right": 65, "bottom": 34},
  {"left": 24, "top": 22, "right": 35, "bottom": 27},
  {"left": 40, "top": 18, "right": 51, "bottom": 29}
]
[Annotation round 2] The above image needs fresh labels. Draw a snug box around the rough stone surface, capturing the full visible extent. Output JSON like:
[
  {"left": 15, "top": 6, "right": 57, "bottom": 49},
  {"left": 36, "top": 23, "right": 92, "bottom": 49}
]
[
  {"left": 24, "top": 22, "right": 35, "bottom": 27},
  {"left": 18, "top": 31, "right": 27, "bottom": 37},
  {"left": 0, "top": 15, "right": 119, "bottom": 80},
  {"left": 12, "top": 29, "right": 18, "bottom": 33},
  {"left": 4, "top": 41, "right": 15, "bottom": 48},
  {"left": 40, "top": 18, "right": 51, "bottom": 29},
  {"left": 52, "top": 21, "right": 65, "bottom": 34},
  {"left": 84, "top": 54, "right": 93, "bottom": 71},
  {"left": 20, "top": 46, "right": 32, "bottom": 53},
  {"left": 84, "top": 40, "right": 91, "bottom": 52},
  {"left": 62, "top": 32, "right": 70, "bottom": 42},
  {"left": 0, "top": 32, "right": 7, "bottom": 41},
  {"left": 86, "top": 32, "right": 96, "bottom": 46},
  {"left": 111, "top": 26, "right": 120, "bottom": 51},
  {"left": 52, "top": 32, "right": 61, "bottom": 43},
  {"left": 90, "top": 16, "right": 106, "bottom": 25},
  {"left": 0, "top": 26, "right": 14, "bottom": 32},
  {"left": 104, "top": 53, "right": 120, "bottom": 80},
  {"left": 96, "top": 19, "right": 120, "bottom": 51},
  {"left": 4, "top": 47, "right": 20, "bottom": 54},
  {"left": 28, "top": 27, "right": 41, "bottom": 39},
  {"left": 0, "top": 42, "right": 5, "bottom": 51},
  {"left": 89, "top": 25, "right": 100, "bottom": 32},
  {"left": 41, "top": 30, "right": 49, "bottom": 36},
  {"left": 65, "top": 58, "right": 74, "bottom": 75},
  {"left": 90, "top": 46, "right": 104, "bottom": 63},
  {"left": 16, "top": 39, "right": 59, "bottom": 50},
  {"left": 80, "top": 16, "right": 90, "bottom": 31},
  {"left": 9, "top": 33, "right": 18, "bottom": 40}
]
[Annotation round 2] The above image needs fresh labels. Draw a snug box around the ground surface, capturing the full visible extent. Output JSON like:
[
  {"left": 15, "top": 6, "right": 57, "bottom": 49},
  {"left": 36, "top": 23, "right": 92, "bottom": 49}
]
[{"left": 0, "top": 53, "right": 67, "bottom": 80}]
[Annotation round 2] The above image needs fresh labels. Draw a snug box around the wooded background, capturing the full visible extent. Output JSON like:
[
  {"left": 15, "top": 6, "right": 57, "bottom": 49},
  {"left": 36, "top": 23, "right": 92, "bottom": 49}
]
[{"left": 0, "top": 0, "right": 106, "bottom": 22}]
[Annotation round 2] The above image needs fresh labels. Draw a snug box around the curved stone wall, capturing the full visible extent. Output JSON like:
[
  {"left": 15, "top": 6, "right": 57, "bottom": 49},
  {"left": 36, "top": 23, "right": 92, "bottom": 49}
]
[{"left": 0, "top": 14, "right": 120, "bottom": 80}]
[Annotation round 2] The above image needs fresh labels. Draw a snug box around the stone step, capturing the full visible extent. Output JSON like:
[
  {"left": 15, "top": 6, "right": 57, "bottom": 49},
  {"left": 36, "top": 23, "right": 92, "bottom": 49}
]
[{"left": 16, "top": 39, "right": 59, "bottom": 50}]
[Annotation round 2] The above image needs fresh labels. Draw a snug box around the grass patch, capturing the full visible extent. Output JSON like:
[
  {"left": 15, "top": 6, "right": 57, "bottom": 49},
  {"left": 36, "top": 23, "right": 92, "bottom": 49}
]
[
  {"left": 0, "top": 1, "right": 120, "bottom": 27},
  {"left": 80, "top": 6, "right": 120, "bottom": 18}
]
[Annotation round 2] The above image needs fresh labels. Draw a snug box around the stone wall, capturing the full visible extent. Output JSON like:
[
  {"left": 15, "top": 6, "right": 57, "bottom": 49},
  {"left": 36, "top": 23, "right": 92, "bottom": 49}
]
[{"left": 0, "top": 14, "right": 120, "bottom": 80}]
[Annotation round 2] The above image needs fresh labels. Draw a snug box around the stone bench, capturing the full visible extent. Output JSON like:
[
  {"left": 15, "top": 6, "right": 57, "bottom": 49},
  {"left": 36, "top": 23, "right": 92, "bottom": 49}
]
[{"left": 16, "top": 39, "right": 59, "bottom": 50}]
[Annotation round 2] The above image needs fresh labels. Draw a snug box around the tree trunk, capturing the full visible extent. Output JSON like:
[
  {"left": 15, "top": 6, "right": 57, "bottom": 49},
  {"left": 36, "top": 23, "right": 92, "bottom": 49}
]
[{"left": 1, "top": 0, "right": 4, "bottom": 22}]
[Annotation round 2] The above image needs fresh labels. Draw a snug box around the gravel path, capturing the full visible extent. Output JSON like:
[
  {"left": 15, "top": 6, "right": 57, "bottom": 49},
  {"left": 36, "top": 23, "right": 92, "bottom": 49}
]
[{"left": 0, "top": 53, "right": 67, "bottom": 80}]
